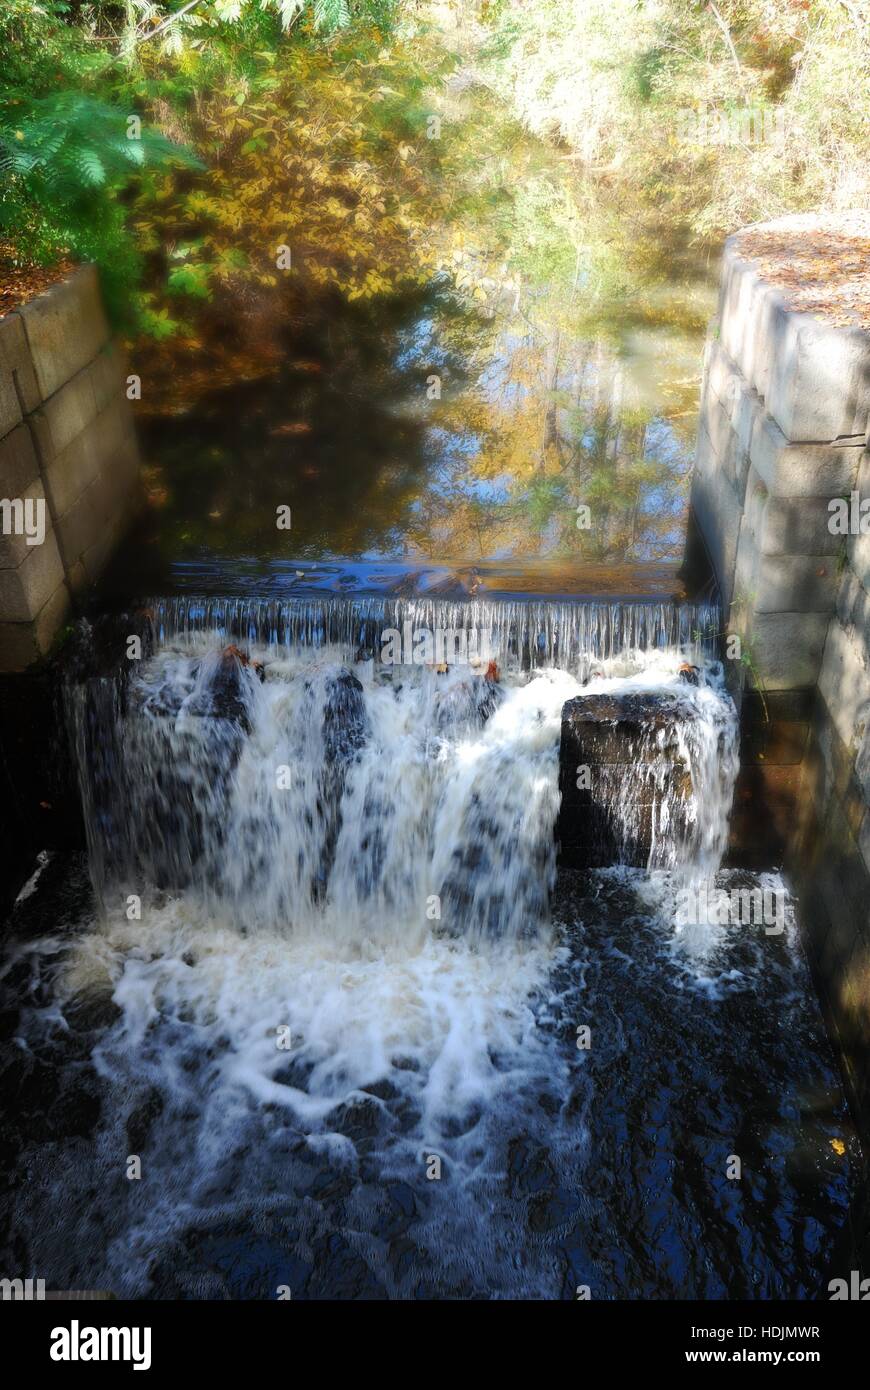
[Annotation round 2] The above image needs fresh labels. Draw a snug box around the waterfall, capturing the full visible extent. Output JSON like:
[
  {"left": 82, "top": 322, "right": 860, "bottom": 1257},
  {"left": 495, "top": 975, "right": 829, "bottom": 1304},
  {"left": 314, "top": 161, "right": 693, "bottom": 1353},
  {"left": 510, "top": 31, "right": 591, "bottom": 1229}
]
[
  {"left": 13, "top": 592, "right": 834, "bottom": 1305},
  {"left": 66, "top": 594, "right": 732, "bottom": 933},
  {"left": 148, "top": 595, "right": 720, "bottom": 676}
]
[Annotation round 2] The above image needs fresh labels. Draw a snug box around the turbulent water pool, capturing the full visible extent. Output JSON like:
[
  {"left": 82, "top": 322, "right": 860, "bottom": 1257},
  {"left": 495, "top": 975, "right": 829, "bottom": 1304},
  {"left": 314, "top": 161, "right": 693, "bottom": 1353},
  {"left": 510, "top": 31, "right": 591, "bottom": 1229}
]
[{"left": 0, "top": 598, "right": 859, "bottom": 1299}]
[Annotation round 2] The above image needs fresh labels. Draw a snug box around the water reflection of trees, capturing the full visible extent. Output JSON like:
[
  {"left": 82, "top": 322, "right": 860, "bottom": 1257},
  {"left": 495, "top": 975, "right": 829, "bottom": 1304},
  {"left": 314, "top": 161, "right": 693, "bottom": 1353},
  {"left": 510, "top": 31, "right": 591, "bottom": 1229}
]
[
  {"left": 135, "top": 73, "right": 708, "bottom": 574},
  {"left": 138, "top": 276, "right": 699, "bottom": 573},
  {"left": 404, "top": 295, "right": 696, "bottom": 564}
]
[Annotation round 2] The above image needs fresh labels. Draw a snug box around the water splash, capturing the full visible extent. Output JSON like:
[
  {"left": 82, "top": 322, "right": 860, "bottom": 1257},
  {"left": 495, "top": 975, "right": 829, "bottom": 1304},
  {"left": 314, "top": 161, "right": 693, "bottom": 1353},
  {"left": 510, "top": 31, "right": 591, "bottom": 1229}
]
[
  {"left": 66, "top": 596, "right": 731, "bottom": 941},
  {"left": 4, "top": 597, "right": 852, "bottom": 1299}
]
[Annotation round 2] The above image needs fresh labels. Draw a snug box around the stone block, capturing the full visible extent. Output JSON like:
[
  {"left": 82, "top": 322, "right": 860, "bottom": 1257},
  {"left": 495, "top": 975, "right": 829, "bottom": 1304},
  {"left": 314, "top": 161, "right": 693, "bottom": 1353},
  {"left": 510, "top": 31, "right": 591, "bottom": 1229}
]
[
  {"left": 860, "top": 809, "right": 870, "bottom": 878},
  {"left": 0, "top": 529, "right": 66, "bottom": 622},
  {"left": 698, "top": 353, "right": 757, "bottom": 499},
  {"left": 704, "top": 337, "right": 738, "bottom": 411},
  {"left": 718, "top": 251, "right": 762, "bottom": 383},
  {"left": 97, "top": 444, "right": 141, "bottom": 526},
  {"left": 41, "top": 395, "right": 130, "bottom": 519},
  {"left": 815, "top": 700, "right": 858, "bottom": 806},
  {"left": 846, "top": 449, "right": 870, "bottom": 590},
  {"left": 856, "top": 722, "right": 870, "bottom": 804},
  {"left": 54, "top": 477, "right": 105, "bottom": 571},
  {"left": 33, "top": 579, "right": 71, "bottom": 653},
  {"left": 813, "top": 799, "right": 870, "bottom": 989},
  {"left": 750, "top": 412, "right": 863, "bottom": 498},
  {"left": 557, "top": 691, "right": 697, "bottom": 868},
  {"left": 0, "top": 356, "right": 22, "bottom": 438},
  {"left": 89, "top": 344, "right": 128, "bottom": 414},
  {"left": 751, "top": 554, "right": 840, "bottom": 614},
  {"left": 705, "top": 389, "right": 735, "bottom": 471},
  {"left": 0, "top": 311, "right": 40, "bottom": 423},
  {"left": 0, "top": 580, "right": 70, "bottom": 672},
  {"left": 42, "top": 425, "right": 104, "bottom": 520},
  {"left": 766, "top": 311, "right": 870, "bottom": 444},
  {"left": 743, "top": 611, "right": 830, "bottom": 690},
  {"left": 720, "top": 232, "right": 870, "bottom": 443},
  {"left": 690, "top": 424, "right": 744, "bottom": 608},
  {"left": 18, "top": 265, "right": 110, "bottom": 403},
  {"left": 818, "top": 618, "right": 870, "bottom": 750},
  {"left": 732, "top": 503, "right": 763, "bottom": 605},
  {"left": 0, "top": 619, "right": 42, "bottom": 671},
  {"left": 842, "top": 771, "right": 867, "bottom": 843},
  {"left": 837, "top": 567, "right": 870, "bottom": 635},
  {"left": 0, "top": 423, "right": 40, "bottom": 498},
  {"left": 65, "top": 559, "right": 89, "bottom": 599},
  {"left": 744, "top": 475, "right": 844, "bottom": 557},
  {"left": 717, "top": 249, "right": 790, "bottom": 408},
  {"left": 30, "top": 364, "right": 99, "bottom": 462},
  {"left": 731, "top": 386, "right": 759, "bottom": 497}
]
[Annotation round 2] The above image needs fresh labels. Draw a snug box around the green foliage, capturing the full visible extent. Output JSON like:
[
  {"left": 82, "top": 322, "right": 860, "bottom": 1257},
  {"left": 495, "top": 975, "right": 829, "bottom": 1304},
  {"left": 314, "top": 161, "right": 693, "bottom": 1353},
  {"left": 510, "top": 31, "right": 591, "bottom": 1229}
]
[
  {"left": 0, "top": 0, "right": 404, "bottom": 325},
  {"left": 0, "top": 3, "right": 202, "bottom": 324},
  {"left": 0, "top": 90, "right": 199, "bottom": 323}
]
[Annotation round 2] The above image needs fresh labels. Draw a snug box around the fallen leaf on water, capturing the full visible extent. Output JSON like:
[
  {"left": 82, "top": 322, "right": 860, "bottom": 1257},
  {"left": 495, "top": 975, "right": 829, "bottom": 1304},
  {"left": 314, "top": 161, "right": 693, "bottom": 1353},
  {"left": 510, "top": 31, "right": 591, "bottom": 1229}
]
[{"left": 831, "top": 1139, "right": 846, "bottom": 1155}]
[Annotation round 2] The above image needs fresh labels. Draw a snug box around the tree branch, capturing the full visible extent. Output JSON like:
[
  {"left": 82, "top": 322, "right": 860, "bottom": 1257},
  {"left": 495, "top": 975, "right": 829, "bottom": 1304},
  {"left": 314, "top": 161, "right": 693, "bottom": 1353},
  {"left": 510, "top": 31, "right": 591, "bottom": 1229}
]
[
  {"left": 135, "top": 0, "right": 204, "bottom": 46},
  {"left": 707, "top": 1, "right": 744, "bottom": 87}
]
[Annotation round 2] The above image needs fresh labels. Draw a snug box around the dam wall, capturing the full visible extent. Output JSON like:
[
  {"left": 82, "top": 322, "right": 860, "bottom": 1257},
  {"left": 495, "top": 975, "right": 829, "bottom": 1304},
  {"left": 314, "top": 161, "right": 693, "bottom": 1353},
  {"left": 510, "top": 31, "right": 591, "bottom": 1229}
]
[{"left": 691, "top": 212, "right": 870, "bottom": 1135}]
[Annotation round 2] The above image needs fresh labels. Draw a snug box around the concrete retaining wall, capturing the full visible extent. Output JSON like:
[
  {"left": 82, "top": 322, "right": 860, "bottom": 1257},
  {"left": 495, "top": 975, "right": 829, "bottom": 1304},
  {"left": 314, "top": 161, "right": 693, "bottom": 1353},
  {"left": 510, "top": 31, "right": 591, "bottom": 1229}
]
[
  {"left": 0, "top": 266, "right": 140, "bottom": 671},
  {"left": 691, "top": 213, "right": 870, "bottom": 1135}
]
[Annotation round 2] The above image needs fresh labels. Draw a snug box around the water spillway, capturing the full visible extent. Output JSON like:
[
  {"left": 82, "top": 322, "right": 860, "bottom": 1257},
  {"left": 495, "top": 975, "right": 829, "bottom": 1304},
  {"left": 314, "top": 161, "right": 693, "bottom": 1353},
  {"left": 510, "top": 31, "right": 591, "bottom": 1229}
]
[
  {"left": 0, "top": 593, "right": 857, "bottom": 1300},
  {"left": 66, "top": 594, "right": 728, "bottom": 925},
  {"left": 148, "top": 594, "right": 721, "bottom": 674}
]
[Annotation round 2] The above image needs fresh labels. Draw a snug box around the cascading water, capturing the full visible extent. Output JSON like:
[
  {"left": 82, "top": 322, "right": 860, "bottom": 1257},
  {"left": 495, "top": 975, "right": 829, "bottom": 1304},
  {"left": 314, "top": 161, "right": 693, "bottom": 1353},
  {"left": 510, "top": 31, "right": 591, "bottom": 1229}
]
[
  {"left": 149, "top": 594, "right": 721, "bottom": 673},
  {"left": 0, "top": 596, "right": 856, "bottom": 1299},
  {"left": 67, "top": 595, "right": 728, "bottom": 925}
]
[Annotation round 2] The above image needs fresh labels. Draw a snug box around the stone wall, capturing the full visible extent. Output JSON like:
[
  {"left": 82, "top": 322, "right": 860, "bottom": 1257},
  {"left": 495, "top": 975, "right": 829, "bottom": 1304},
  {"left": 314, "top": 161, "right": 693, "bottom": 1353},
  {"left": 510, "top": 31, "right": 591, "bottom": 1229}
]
[
  {"left": 0, "top": 265, "right": 140, "bottom": 672},
  {"left": 690, "top": 212, "right": 870, "bottom": 1135}
]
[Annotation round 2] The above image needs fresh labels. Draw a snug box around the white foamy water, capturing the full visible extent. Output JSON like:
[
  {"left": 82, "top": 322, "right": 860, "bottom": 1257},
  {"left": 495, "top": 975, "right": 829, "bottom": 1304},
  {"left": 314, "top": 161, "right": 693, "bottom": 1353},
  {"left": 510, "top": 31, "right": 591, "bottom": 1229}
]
[{"left": 43, "top": 607, "right": 746, "bottom": 1293}]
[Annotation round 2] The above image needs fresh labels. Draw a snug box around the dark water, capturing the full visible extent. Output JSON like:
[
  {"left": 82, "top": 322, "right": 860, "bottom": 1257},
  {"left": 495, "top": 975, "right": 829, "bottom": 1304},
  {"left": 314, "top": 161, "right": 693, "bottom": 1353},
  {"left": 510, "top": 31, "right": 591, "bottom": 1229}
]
[
  {"left": 0, "top": 856, "right": 858, "bottom": 1300},
  {"left": 0, "top": 615, "right": 860, "bottom": 1300}
]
